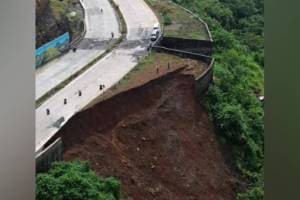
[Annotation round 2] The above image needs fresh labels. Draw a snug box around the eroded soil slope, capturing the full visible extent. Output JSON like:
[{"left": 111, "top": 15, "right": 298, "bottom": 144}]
[{"left": 58, "top": 71, "right": 239, "bottom": 200}]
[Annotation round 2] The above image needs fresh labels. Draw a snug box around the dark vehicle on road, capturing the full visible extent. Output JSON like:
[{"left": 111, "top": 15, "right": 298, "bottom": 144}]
[{"left": 150, "top": 29, "right": 160, "bottom": 41}]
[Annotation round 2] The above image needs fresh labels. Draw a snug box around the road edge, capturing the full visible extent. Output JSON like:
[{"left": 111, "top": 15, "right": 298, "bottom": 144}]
[{"left": 36, "top": 0, "right": 128, "bottom": 108}]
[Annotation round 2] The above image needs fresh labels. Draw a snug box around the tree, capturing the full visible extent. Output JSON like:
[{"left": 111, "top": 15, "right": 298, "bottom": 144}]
[{"left": 36, "top": 161, "right": 121, "bottom": 200}]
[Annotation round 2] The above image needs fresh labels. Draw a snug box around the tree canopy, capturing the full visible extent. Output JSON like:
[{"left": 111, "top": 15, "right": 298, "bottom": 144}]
[
  {"left": 171, "top": 0, "right": 264, "bottom": 199},
  {"left": 36, "top": 161, "right": 121, "bottom": 200}
]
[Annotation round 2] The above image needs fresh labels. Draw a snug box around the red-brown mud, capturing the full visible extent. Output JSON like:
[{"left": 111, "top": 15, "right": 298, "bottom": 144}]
[{"left": 58, "top": 71, "right": 239, "bottom": 200}]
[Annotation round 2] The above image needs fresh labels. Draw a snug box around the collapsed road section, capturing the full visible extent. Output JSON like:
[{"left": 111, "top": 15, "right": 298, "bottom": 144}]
[
  {"left": 56, "top": 67, "right": 239, "bottom": 200},
  {"left": 35, "top": 0, "right": 160, "bottom": 152}
]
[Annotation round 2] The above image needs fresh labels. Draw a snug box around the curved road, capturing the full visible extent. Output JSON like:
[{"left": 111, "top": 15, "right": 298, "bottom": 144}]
[
  {"left": 35, "top": 0, "right": 120, "bottom": 100},
  {"left": 36, "top": 0, "right": 159, "bottom": 152}
]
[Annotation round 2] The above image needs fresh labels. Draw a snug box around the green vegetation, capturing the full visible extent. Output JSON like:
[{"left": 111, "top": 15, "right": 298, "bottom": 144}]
[
  {"left": 145, "top": 0, "right": 209, "bottom": 40},
  {"left": 36, "top": 161, "right": 121, "bottom": 200},
  {"left": 171, "top": 0, "right": 264, "bottom": 199},
  {"left": 49, "top": 0, "right": 83, "bottom": 37},
  {"left": 163, "top": 14, "right": 172, "bottom": 26},
  {"left": 44, "top": 47, "right": 61, "bottom": 62}
]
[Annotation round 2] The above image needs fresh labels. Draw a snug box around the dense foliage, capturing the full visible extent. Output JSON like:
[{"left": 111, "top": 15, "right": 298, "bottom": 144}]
[
  {"left": 36, "top": 161, "right": 121, "bottom": 200},
  {"left": 49, "top": 0, "right": 84, "bottom": 34},
  {"left": 172, "top": 0, "right": 264, "bottom": 199}
]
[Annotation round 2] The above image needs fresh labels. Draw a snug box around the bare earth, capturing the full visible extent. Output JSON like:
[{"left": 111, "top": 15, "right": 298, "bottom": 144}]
[{"left": 57, "top": 69, "right": 240, "bottom": 200}]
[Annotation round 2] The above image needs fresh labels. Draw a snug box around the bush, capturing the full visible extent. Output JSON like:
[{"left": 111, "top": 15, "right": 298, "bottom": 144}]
[
  {"left": 44, "top": 47, "right": 61, "bottom": 62},
  {"left": 36, "top": 161, "right": 121, "bottom": 200},
  {"left": 163, "top": 14, "right": 172, "bottom": 26}
]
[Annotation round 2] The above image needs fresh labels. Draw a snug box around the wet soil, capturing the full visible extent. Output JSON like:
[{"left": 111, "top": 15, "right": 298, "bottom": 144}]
[{"left": 57, "top": 70, "right": 240, "bottom": 200}]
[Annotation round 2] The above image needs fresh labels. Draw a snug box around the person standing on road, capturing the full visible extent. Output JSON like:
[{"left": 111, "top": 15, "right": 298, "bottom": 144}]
[
  {"left": 111, "top": 32, "right": 114, "bottom": 38},
  {"left": 101, "top": 8, "right": 103, "bottom": 13}
]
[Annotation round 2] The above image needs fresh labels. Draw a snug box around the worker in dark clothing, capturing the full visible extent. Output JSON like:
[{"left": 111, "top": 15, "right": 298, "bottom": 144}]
[
  {"left": 111, "top": 32, "right": 114, "bottom": 38},
  {"left": 147, "top": 43, "right": 152, "bottom": 51},
  {"left": 156, "top": 65, "right": 159, "bottom": 74},
  {"left": 72, "top": 47, "right": 77, "bottom": 52},
  {"left": 78, "top": 90, "right": 82, "bottom": 97},
  {"left": 46, "top": 109, "right": 50, "bottom": 115},
  {"left": 64, "top": 98, "right": 67, "bottom": 105},
  {"left": 101, "top": 8, "right": 103, "bottom": 13}
]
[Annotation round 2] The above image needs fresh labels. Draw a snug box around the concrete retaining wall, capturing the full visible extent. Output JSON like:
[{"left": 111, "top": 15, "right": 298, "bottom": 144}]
[
  {"left": 152, "top": 44, "right": 214, "bottom": 98},
  {"left": 36, "top": 138, "right": 63, "bottom": 173},
  {"left": 159, "top": 37, "right": 213, "bottom": 56},
  {"left": 195, "top": 59, "right": 214, "bottom": 97},
  {"left": 153, "top": 45, "right": 212, "bottom": 64}
]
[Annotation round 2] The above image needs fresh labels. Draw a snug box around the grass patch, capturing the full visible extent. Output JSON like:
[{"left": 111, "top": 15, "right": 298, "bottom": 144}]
[{"left": 145, "top": 0, "right": 209, "bottom": 40}]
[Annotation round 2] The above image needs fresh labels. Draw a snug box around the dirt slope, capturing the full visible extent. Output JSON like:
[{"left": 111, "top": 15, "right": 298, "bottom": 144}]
[{"left": 57, "top": 71, "right": 239, "bottom": 200}]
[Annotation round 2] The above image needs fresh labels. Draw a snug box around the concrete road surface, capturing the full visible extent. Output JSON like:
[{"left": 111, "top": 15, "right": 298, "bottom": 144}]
[
  {"left": 35, "top": 0, "right": 120, "bottom": 100},
  {"left": 36, "top": 0, "right": 159, "bottom": 152}
]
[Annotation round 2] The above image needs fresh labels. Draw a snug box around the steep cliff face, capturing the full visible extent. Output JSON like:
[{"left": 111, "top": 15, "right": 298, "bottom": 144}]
[{"left": 36, "top": 0, "right": 84, "bottom": 48}]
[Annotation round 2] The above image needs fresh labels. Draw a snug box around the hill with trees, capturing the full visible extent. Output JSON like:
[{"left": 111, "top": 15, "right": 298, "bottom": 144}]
[
  {"left": 36, "top": 0, "right": 84, "bottom": 48},
  {"left": 172, "top": 0, "right": 264, "bottom": 199}
]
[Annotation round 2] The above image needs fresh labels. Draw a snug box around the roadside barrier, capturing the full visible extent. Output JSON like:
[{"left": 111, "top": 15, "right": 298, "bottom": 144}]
[{"left": 36, "top": 138, "right": 63, "bottom": 173}]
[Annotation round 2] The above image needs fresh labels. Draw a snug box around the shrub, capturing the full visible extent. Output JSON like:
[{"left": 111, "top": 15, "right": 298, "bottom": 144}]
[
  {"left": 44, "top": 47, "right": 61, "bottom": 62},
  {"left": 36, "top": 161, "right": 121, "bottom": 200},
  {"left": 163, "top": 14, "right": 172, "bottom": 25}
]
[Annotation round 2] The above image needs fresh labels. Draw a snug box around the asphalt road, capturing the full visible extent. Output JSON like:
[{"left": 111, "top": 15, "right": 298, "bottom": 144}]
[
  {"left": 35, "top": 0, "right": 159, "bottom": 152},
  {"left": 35, "top": 0, "right": 120, "bottom": 100}
]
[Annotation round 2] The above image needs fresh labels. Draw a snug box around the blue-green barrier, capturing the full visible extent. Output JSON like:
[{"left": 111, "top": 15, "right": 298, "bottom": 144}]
[{"left": 36, "top": 32, "right": 70, "bottom": 67}]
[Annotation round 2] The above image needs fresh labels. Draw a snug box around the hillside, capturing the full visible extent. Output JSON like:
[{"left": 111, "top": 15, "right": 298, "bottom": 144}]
[
  {"left": 35, "top": 0, "right": 264, "bottom": 199},
  {"left": 170, "top": 0, "right": 264, "bottom": 199},
  {"left": 36, "top": 0, "right": 84, "bottom": 48}
]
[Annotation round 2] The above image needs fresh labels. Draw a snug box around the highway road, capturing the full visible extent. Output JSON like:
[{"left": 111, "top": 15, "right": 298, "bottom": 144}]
[
  {"left": 35, "top": 0, "right": 159, "bottom": 152},
  {"left": 35, "top": 0, "right": 120, "bottom": 100}
]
